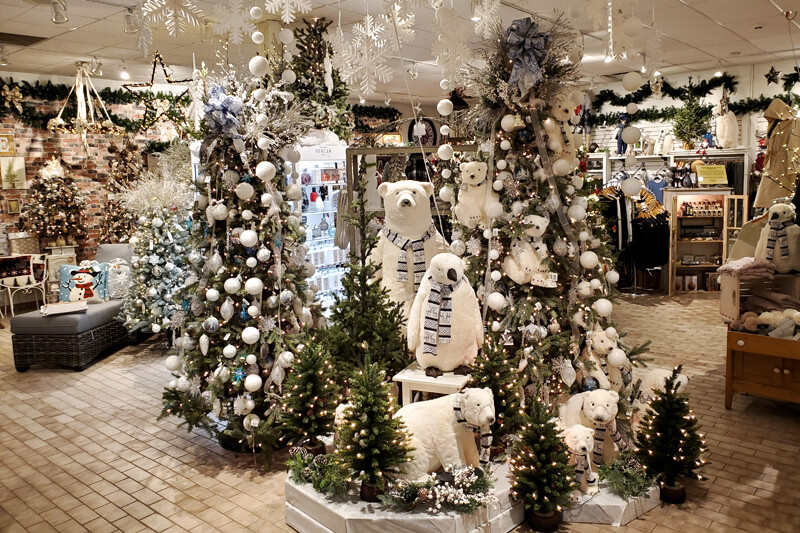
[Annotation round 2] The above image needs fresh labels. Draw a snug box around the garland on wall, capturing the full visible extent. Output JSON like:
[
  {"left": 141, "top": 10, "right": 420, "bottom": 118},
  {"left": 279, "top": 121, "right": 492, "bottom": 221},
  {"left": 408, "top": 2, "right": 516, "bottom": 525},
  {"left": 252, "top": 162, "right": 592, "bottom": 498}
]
[
  {"left": 0, "top": 78, "right": 189, "bottom": 134},
  {"left": 592, "top": 73, "right": 738, "bottom": 108},
  {"left": 351, "top": 104, "right": 402, "bottom": 133}
]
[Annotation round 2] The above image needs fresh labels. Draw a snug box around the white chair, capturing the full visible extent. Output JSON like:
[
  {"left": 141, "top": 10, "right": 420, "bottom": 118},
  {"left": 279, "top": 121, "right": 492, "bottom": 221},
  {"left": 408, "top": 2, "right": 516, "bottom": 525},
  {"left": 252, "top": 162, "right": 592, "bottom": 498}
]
[{"left": 1, "top": 254, "right": 48, "bottom": 316}]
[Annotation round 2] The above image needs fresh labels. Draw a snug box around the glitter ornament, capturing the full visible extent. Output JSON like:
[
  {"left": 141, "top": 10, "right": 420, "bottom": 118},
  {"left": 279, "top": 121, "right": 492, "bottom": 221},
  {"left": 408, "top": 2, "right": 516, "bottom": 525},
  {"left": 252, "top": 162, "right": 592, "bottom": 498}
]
[
  {"left": 487, "top": 292, "right": 506, "bottom": 311},
  {"left": 206, "top": 288, "right": 220, "bottom": 302},
  {"left": 223, "top": 344, "right": 237, "bottom": 358},
  {"left": 593, "top": 298, "right": 613, "bottom": 317},
  {"left": 256, "top": 247, "right": 271, "bottom": 262},
  {"left": 240, "top": 229, "right": 259, "bottom": 248},
  {"left": 256, "top": 161, "right": 276, "bottom": 181},
  {"left": 249, "top": 55, "right": 269, "bottom": 77},
  {"left": 165, "top": 355, "right": 181, "bottom": 371},
  {"left": 580, "top": 251, "right": 599, "bottom": 269},
  {"left": 224, "top": 277, "right": 241, "bottom": 294},
  {"left": 606, "top": 270, "right": 620, "bottom": 284},
  {"left": 236, "top": 182, "right": 255, "bottom": 200},
  {"left": 241, "top": 326, "right": 260, "bottom": 344}
]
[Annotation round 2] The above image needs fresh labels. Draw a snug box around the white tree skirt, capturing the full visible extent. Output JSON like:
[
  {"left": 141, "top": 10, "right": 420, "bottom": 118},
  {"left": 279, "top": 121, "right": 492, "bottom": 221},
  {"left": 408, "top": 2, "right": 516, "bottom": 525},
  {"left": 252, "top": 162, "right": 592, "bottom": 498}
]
[{"left": 562, "top": 485, "right": 660, "bottom": 527}]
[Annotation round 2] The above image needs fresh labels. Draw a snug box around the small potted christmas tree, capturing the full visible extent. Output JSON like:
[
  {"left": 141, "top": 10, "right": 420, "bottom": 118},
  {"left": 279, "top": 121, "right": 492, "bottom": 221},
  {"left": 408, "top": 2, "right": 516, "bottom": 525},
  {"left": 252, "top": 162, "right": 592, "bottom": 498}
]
[
  {"left": 336, "top": 362, "right": 413, "bottom": 502},
  {"left": 280, "top": 338, "right": 340, "bottom": 456},
  {"left": 672, "top": 87, "right": 710, "bottom": 150},
  {"left": 509, "top": 393, "right": 576, "bottom": 532},
  {"left": 635, "top": 366, "right": 705, "bottom": 504}
]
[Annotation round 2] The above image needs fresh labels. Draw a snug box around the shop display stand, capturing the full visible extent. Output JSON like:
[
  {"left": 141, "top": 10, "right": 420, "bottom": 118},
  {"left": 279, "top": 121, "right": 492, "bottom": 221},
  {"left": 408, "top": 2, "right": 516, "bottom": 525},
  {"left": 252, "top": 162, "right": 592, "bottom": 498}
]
[{"left": 392, "top": 361, "right": 470, "bottom": 405}]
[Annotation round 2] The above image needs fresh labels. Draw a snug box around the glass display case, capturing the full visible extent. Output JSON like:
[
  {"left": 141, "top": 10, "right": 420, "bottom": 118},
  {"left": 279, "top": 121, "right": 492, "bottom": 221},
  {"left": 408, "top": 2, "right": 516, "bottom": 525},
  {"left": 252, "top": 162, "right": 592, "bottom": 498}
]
[{"left": 296, "top": 145, "right": 349, "bottom": 313}]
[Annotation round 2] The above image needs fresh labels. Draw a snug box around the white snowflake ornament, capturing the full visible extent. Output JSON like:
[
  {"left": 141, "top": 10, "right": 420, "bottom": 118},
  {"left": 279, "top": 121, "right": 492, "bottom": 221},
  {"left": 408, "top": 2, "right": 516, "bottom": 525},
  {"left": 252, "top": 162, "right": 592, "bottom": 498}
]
[
  {"left": 212, "top": 0, "right": 256, "bottom": 45},
  {"left": 142, "top": 0, "right": 205, "bottom": 37},
  {"left": 472, "top": 0, "right": 500, "bottom": 39},
  {"left": 263, "top": 0, "right": 311, "bottom": 24},
  {"left": 337, "top": 14, "right": 394, "bottom": 96}
]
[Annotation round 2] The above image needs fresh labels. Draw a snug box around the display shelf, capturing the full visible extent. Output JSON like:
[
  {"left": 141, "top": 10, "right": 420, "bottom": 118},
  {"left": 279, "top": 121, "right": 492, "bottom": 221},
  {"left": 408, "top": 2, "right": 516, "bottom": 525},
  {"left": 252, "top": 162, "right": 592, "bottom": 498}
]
[
  {"left": 303, "top": 182, "right": 346, "bottom": 187},
  {"left": 675, "top": 263, "right": 720, "bottom": 269},
  {"left": 678, "top": 239, "right": 724, "bottom": 243}
]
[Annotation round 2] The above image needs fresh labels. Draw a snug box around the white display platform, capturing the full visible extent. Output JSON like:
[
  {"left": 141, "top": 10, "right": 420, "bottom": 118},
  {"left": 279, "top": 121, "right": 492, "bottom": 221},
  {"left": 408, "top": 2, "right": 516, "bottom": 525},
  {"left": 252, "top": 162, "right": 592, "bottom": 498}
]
[
  {"left": 285, "top": 462, "right": 523, "bottom": 533},
  {"left": 392, "top": 361, "right": 471, "bottom": 405},
  {"left": 562, "top": 485, "right": 660, "bottom": 526}
]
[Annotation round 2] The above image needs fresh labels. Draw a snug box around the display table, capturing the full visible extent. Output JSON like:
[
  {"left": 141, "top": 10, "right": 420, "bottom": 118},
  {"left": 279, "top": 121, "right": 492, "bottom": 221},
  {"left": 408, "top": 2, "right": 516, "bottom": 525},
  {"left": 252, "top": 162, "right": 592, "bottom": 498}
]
[
  {"left": 392, "top": 361, "right": 471, "bottom": 405},
  {"left": 725, "top": 330, "right": 800, "bottom": 408},
  {"left": 563, "top": 485, "right": 660, "bottom": 526},
  {"left": 285, "top": 462, "right": 523, "bottom": 533}
]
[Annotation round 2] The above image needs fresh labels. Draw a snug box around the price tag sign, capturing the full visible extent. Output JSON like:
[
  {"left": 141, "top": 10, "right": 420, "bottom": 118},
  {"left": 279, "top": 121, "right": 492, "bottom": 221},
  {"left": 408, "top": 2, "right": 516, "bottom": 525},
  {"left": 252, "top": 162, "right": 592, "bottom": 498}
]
[{"left": 697, "top": 165, "right": 728, "bottom": 185}]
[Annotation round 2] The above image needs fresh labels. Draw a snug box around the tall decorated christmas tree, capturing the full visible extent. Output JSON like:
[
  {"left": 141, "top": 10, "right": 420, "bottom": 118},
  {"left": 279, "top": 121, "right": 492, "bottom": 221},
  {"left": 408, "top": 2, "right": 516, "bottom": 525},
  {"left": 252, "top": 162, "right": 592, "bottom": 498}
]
[
  {"left": 101, "top": 138, "right": 144, "bottom": 243},
  {"left": 20, "top": 157, "right": 87, "bottom": 246},
  {"left": 119, "top": 145, "right": 193, "bottom": 334},
  {"left": 160, "top": 66, "right": 320, "bottom": 461},
  {"left": 288, "top": 18, "right": 353, "bottom": 140}
]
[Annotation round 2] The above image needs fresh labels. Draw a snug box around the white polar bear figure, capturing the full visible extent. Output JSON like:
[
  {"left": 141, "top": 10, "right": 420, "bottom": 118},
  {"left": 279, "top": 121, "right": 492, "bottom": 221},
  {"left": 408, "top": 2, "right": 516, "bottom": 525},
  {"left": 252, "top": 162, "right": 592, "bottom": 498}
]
[
  {"left": 754, "top": 203, "right": 800, "bottom": 273},
  {"left": 369, "top": 180, "right": 450, "bottom": 323},
  {"left": 408, "top": 253, "right": 484, "bottom": 377},
  {"left": 631, "top": 368, "right": 689, "bottom": 427},
  {"left": 577, "top": 326, "right": 630, "bottom": 392},
  {"left": 394, "top": 388, "right": 495, "bottom": 480},
  {"left": 547, "top": 94, "right": 577, "bottom": 166},
  {"left": 560, "top": 389, "right": 627, "bottom": 466},
  {"left": 502, "top": 214, "right": 558, "bottom": 288},
  {"left": 561, "top": 424, "right": 599, "bottom": 500},
  {"left": 453, "top": 161, "right": 499, "bottom": 230},
  {"left": 714, "top": 104, "right": 739, "bottom": 149}
]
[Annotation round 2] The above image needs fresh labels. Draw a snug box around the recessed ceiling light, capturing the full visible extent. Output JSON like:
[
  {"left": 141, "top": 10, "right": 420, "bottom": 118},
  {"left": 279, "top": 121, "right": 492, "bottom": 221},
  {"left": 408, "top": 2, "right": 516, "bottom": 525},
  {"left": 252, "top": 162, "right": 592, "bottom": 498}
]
[{"left": 753, "top": 25, "right": 763, "bottom": 30}]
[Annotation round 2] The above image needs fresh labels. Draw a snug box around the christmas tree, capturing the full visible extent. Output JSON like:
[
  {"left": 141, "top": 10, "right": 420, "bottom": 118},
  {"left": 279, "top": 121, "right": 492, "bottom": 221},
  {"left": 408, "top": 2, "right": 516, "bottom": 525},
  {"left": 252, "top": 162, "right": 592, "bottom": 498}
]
[
  {"left": 288, "top": 18, "right": 353, "bottom": 140},
  {"left": 280, "top": 337, "right": 340, "bottom": 450},
  {"left": 325, "top": 159, "right": 408, "bottom": 380},
  {"left": 119, "top": 150, "right": 193, "bottom": 334},
  {"left": 336, "top": 363, "right": 413, "bottom": 500},
  {"left": 509, "top": 394, "right": 576, "bottom": 518},
  {"left": 672, "top": 92, "right": 710, "bottom": 147},
  {"left": 100, "top": 138, "right": 143, "bottom": 243},
  {"left": 19, "top": 157, "right": 86, "bottom": 246},
  {"left": 159, "top": 73, "right": 319, "bottom": 461},
  {"left": 635, "top": 366, "right": 705, "bottom": 490}
]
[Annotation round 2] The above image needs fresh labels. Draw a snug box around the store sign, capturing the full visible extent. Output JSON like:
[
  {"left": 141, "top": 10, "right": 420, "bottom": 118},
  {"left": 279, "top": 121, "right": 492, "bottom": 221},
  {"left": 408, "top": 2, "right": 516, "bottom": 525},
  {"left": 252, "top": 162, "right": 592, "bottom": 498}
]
[
  {"left": 297, "top": 145, "right": 347, "bottom": 161},
  {"left": 696, "top": 165, "right": 728, "bottom": 185}
]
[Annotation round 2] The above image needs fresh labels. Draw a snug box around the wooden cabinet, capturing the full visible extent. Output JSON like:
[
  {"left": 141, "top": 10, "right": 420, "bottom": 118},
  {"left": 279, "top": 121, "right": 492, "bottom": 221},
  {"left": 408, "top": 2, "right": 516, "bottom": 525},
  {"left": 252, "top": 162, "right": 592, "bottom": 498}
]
[{"left": 725, "top": 331, "right": 800, "bottom": 408}]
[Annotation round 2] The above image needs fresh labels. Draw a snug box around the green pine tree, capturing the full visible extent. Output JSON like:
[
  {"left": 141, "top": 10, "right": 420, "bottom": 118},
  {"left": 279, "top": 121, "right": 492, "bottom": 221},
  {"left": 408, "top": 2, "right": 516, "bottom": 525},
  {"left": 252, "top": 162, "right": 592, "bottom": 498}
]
[
  {"left": 280, "top": 338, "right": 340, "bottom": 448},
  {"left": 509, "top": 394, "right": 576, "bottom": 517},
  {"left": 325, "top": 159, "right": 409, "bottom": 380},
  {"left": 101, "top": 138, "right": 143, "bottom": 243},
  {"left": 4, "top": 160, "right": 18, "bottom": 188},
  {"left": 469, "top": 337, "right": 523, "bottom": 446},
  {"left": 336, "top": 363, "right": 413, "bottom": 493},
  {"left": 289, "top": 18, "right": 353, "bottom": 139},
  {"left": 635, "top": 366, "right": 705, "bottom": 489},
  {"left": 672, "top": 94, "right": 710, "bottom": 146}
]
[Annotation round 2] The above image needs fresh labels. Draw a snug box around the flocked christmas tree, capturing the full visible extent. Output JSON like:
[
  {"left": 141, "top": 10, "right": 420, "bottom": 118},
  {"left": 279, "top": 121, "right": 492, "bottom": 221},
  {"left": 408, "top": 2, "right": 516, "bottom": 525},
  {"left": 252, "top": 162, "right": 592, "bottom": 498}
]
[
  {"left": 280, "top": 337, "right": 340, "bottom": 451},
  {"left": 325, "top": 160, "right": 408, "bottom": 380},
  {"left": 635, "top": 366, "right": 705, "bottom": 491},
  {"left": 288, "top": 17, "right": 353, "bottom": 140},
  {"left": 160, "top": 67, "right": 320, "bottom": 461},
  {"left": 509, "top": 393, "right": 576, "bottom": 519},
  {"left": 101, "top": 138, "right": 144, "bottom": 243},
  {"left": 119, "top": 146, "right": 193, "bottom": 334},
  {"left": 20, "top": 156, "right": 86, "bottom": 246},
  {"left": 336, "top": 362, "right": 413, "bottom": 501}
]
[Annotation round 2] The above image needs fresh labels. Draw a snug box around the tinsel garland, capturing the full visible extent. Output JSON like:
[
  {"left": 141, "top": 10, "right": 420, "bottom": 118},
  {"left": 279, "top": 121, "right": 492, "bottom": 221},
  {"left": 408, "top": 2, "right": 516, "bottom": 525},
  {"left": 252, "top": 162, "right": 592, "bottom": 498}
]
[{"left": 351, "top": 104, "right": 402, "bottom": 133}]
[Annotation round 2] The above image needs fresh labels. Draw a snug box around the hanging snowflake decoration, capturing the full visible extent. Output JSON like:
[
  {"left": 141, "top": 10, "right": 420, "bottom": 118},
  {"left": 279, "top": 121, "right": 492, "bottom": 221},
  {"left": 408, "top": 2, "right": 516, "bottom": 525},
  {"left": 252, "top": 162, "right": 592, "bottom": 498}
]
[
  {"left": 466, "top": 236, "right": 482, "bottom": 256},
  {"left": 142, "top": 0, "right": 205, "bottom": 37},
  {"left": 381, "top": 0, "right": 417, "bottom": 50},
  {"left": 211, "top": 0, "right": 256, "bottom": 45},
  {"left": 472, "top": 0, "right": 500, "bottom": 39},
  {"left": 432, "top": 7, "right": 470, "bottom": 86},
  {"left": 264, "top": 0, "right": 311, "bottom": 24},
  {"left": 131, "top": 9, "right": 153, "bottom": 57},
  {"left": 329, "top": 24, "right": 351, "bottom": 78},
  {"left": 337, "top": 14, "right": 394, "bottom": 96}
]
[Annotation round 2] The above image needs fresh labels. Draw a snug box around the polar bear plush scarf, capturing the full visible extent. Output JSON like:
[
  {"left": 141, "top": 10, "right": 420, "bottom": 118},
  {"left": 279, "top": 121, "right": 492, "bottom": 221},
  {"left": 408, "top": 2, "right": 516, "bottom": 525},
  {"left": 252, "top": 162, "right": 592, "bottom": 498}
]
[
  {"left": 383, "top": 225, "right": 436, "bottom": 290},
  {"left": 423, "top": 277, "right": 462, "bottom": 355},
  {"left": 453, "top": 391, "right": 492, "bottom": 468},
  {"left": 766, "top": 220, "right": 792, "bottom": 260}
]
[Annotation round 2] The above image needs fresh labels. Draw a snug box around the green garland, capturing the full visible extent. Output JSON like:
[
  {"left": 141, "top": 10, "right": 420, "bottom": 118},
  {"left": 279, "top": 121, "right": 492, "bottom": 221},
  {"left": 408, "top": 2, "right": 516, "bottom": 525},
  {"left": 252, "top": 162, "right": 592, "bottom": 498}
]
[
  {"left": 286, "top": 447, "right": 350, "bottom": 496},
  {"left": 352, "top": 104, "right": 402, "bottom": 133},
  {"left": 598, "top": 451, "right": 654, "bottom": 500},
  {"left": 592, "top": 73, "right": 737, "bottom": 108}
]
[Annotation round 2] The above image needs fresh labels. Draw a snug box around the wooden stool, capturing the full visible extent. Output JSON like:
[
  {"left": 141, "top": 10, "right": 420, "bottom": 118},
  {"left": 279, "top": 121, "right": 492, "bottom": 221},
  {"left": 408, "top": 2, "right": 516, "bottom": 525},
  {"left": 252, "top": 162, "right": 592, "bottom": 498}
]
[{"left": 392, "top": 361, "right": 471, "bottom": 405}]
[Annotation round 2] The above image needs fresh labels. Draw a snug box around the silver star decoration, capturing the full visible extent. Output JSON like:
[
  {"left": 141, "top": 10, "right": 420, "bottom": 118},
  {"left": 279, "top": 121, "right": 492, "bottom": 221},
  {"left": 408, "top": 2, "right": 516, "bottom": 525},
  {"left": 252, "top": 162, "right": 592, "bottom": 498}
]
[{"left": 260, "top": 316, "right": 277, "bottom": 332}]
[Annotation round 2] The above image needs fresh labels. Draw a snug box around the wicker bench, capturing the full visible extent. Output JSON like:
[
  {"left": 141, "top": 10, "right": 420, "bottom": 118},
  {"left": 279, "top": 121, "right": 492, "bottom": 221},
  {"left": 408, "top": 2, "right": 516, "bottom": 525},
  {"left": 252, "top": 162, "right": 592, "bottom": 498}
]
[{"left": 11, "top": 300, "right": 131, "bottom": 372}]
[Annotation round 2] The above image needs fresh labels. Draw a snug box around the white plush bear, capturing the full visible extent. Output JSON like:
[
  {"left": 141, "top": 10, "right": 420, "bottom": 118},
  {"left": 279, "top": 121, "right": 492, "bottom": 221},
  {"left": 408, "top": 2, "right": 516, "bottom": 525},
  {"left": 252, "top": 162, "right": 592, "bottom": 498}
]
[
  {"left": 370, "top": 180, "right": 450, "bottom": 322},
  {"left": 547, "top": 94, "right": 577, "bottom": 166},
  {"left": 561, "top": 424, "right": 599, "bottom": 500},
  {"left": 714, "top": 104, "right": 739, "bottom": 149},
  {"left": 754, "top": 203, "right": 800, "bottom": 273},
  {"left": 502, "top": 214, "right": 557, "bottom": 288},
  {"left": 577, "top": 326, "right": 630, "bottom": 392},
  {"left": 560, "top": 389, "right": 627, "bottom": 466},
  {"left": 453, "top": 161, "right": 499, "bottom": 230},
  {"left": 408, "top": 253, "right": 484, "bottom": 377},
  {"left": 395, "top": 388, "right": 495, "bottom": 480},
  {"left": 632, "top": 368, "right": 689, "bottom": 419}
]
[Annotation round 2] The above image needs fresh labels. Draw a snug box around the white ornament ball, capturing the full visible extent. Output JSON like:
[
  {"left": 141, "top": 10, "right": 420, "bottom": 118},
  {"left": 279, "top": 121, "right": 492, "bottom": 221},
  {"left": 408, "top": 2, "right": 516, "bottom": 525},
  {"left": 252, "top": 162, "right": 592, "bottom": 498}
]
[
  {"left": 282, "top": 69, "right": 297, "bottom": 84},
  {"left": 236, "top": 182, "right": 255, "bottom": 200},
  {"left": 439, "top": 187, "right": 454, "bottom": 203},
  {"left": 621, "top": 126, "right": 641, "bottom": 145},
  {"left": 279, "top": 28, "right": 294, "bottom": 44},
  {"left": 261, "top": 193, "right": 273, "bottom": 206},
  {"left": 165, "top": 355, "right": 181, "bottom": 371},
  {"left": 246, "top": 354, "right": 258, "bottom": 365},
  {"left": 491, "top": 321, "right": 501, "bottom": 332},
  {"left": 241, "top": 327, "right": 260, "bottom": 345},
  {"left": 500, "top": 114, "right": 517, "bottom": 132},
  {"left": 566, "top": 185, "right": 576, "bottom": 196},
  {"left": 176, "top": 377, "right": 189, "bottom": 391},
  {"left": 552, "top": 158, "right": 572, "bottom": 176},
  {"left": 572, "top": 175, "right": 584, "bottom": 190},
  {"left": 440, "top": 125, "right": 451, "bottom": 136},
  {"left": 244, "top": 374, "right": 263, "bottom": 392},
  {"left": 491, "top": 270, "right": 502, "bottom": 282},
  {"left": 487, "top": 292, "right": 506, "bottom": 311},
  {"left": 152, "top": 323, "right": 161, "bottom": 333},
  {"left": 590, "top": 278, "right": 602, "bottom": 290},
  {"left": 285, "top": 147, "right": 301, "bottom": 163},
  {"left": 246, "top": 257, "right": 258, "bottom": 269},
  {"left": 441, "top": 168, "right": 451, "bottom": 178},
  {"left": 223, "top": 344, "right": 237, "bottom": 358},
  {"left": 437, "top": 99, "right": 454, "bottom": 116},
  {"left": 240, "top": 229, "right": 259, "bottom": 248},
  {"left": 622, "top": 16, "right": 643, "bottom": 38},
  {"left": 450, "top": 239, "right": 466, "bottom": 256},
  {"left": 206, "top": 288, "right": 220, "bottom": 302},
  {"left": 440, "top": 79, "right": 450, "bottom": 90},
  {"left": 256, "top": 113, "right": 269, "bottom": 128},
  {"left": 626, "top": 102, "right": 639, "bottom": 114},
  {"left": 252, "top": 88, "right": 266, "bottom": 102},
  {"left": 500, "top": 139, "right": 512, "bottom": 151},
  {"left": 148, "top": 287, "right": 158, "bottom": 297},
  {"left": 489, "top": 249, "right": 500, "bottom": 260},
  {"left": 256, "top": 161, "right": 276, "bottom": 181},
  {"left": 553, "top": 239, "right": 568, "bottom": 256},
  {"left": 580, "top": 251, "right": 599, "bottom": 269},
  {"left": 496, "top": 159, "right": 508, "bottom": 170},
  {"left": 577, "top": 280, "right": 592, "bottom": 298},
  {"left": 578, "top": 230, "right": 590, "bottom": 242},
  {"left": 607, "top": 270, "right": 620, "bottom": 284},
  {"left": 245, "top": 277, "right": 264, "bottom": 295},
  {"left": 493, "top": 180, "right": 504, "bottom": 191},
  {"left": 257, "top": 247, "right": 271, "bottom": 262},
  {"left": 168, "top": 379, "right": 177, "bottom": 390},
  {"left": 437, "top": 144, "right": 454, "bottom": 160},
  {"left": 249, "top": 6, "right": 263, "bottom": 18},
  {"left": 621, "top": 71, "right": 643, "bottom": 92},
  {"left": 224, "top": 277, "right": 242, "bottom": 294},
  {"left": 249, "top": 55, "right": 269, "bottom": 77},
  {"left": 625, "top": 154, "right": 638, "bottom": 167},
  {"left": 568, "top": 204, "right": 586, "bottom": 222},
  {"left": 621, "top": 177, "right": 642, "bottom": 196},
  {"left": 152, "top": 217, "right": 163, "bottom": 228},
  {"left": 593, "top": 298, "right": 614, "bottom": 317},
  {"left": 251, "top": 31, "right": 264, "bottom": 44},
  {"left": 286, "top": 183, "right": 302, "bottom": 200},
  {"left": 247, "top": 305, "right": 260, "bottom": 317}
]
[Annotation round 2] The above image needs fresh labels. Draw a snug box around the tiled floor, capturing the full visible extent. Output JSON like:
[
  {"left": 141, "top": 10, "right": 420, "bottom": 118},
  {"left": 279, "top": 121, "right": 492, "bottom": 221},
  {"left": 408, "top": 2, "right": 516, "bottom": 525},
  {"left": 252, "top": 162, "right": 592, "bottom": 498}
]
[{"left": 1, "top": 293, "right": 799, "bottom": 533}]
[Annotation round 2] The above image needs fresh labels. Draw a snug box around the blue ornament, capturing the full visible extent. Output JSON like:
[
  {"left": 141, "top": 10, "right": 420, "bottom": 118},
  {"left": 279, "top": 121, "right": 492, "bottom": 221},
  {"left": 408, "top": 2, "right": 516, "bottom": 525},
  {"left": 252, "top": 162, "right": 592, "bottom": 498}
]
[
  {"left": 582, "top": 376, "right": 599, "bottom": 391},
  {"left": 239, "top": 308, "right": 250, "bottom": 321},
  {"left": 274, "top": 235, "right": 283, "bottom": 248},
  {"left": 516, "top": 129, "right": 533, "bottom": 143},
  {"left": 241, "top": 173, "right": 252, "bottom": 182},
  {"left": 232, "top": 368, "right": 246, "bottom": 384},
  {"left": 181, "top": 300, "right": 191, "bottom": 311}
]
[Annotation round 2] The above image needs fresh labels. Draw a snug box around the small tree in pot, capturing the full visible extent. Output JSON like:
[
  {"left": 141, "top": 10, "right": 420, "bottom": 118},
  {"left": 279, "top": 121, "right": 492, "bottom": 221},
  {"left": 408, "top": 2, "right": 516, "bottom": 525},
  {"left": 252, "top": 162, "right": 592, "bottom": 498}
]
[{"left": 672, "top": 92, "right": 711, "bottom": 150}]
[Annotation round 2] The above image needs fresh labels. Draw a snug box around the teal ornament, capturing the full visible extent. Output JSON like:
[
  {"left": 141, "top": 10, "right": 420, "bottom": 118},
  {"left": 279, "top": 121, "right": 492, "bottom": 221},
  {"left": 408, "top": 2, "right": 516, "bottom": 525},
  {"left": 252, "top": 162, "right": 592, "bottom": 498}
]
[
  {"left": 274, "top": 235, "right": 283, "bottom": 248},
  {"left": 232, "top": 368, "right": 246, "bottom": 384}
]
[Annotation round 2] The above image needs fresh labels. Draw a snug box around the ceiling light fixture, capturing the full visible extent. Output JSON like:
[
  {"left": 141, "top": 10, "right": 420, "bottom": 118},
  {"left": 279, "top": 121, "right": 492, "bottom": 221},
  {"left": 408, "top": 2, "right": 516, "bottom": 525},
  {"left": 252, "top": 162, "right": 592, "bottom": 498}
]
[
  {"left": 0, "top": 47, "right": 9, "bottom": 66},
  {"left": 653, "top": 69, "right": 661, "bottom": 77},
  {"left": 51, "top": 0, "right": 68, "bottom": 24},
  {"left": 358, "top": 95, "right": 365, "bottom": 104},
  {"left": 120, "top": 60, "right": 130, "bottom": 80},
  {"left": 124, "top": 9, "right": 138, "bottom": 33},
  {"left": 714, "top": 60, "right": 723, "bottom": 77},
  {"left": 603, "top": 55, "right": 613, "bottom": 63}
]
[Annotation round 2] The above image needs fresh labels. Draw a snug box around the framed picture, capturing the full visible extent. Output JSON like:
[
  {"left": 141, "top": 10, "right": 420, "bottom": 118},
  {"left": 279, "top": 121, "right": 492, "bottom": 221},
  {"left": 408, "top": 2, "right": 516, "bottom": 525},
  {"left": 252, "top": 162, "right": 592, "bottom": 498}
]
[
  {"left": 681, "top": 254, "right": 695, "bottom": 265},
  {"left": 6, "top": 198, "right": 20, "bottom": 214},
  {"left": 377, "top": 132, "right": 402, "bottom": 146},
  {"left": 1, "top": 157, "right": 26, "bottom": 189},
  {"left": 0, "top": 133, "right": 15, "bottom": 156}
]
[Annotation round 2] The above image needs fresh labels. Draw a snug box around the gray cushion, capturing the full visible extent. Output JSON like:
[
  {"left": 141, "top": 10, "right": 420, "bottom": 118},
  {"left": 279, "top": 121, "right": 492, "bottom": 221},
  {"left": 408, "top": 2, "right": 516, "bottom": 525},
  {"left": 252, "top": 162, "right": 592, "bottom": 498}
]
[
  {"left": 11, "top": 300, "right": 123, "bottom": 335},
  {"left": 96, "top": 244, "right": 133, "bottom": 264}
]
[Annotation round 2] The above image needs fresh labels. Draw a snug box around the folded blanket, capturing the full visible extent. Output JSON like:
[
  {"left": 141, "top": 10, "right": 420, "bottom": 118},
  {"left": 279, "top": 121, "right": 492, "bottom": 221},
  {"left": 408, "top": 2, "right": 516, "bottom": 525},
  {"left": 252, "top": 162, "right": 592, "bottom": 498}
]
[
  {"left": 750, "top": 288, "right": 800, "bottom": 309},
  {"left": 718, "top": 257, "right": 775, "bottom": 279},
  {"left": 743, "top": 296, "right": 781, "bottom": 312}
]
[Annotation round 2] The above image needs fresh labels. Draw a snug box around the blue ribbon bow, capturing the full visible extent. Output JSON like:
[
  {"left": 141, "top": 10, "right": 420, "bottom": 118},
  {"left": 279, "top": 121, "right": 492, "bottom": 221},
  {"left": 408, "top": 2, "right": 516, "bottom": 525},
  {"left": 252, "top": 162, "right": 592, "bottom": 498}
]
[{"left": 506, "top": 18, "right": 551, "bottom": 99}]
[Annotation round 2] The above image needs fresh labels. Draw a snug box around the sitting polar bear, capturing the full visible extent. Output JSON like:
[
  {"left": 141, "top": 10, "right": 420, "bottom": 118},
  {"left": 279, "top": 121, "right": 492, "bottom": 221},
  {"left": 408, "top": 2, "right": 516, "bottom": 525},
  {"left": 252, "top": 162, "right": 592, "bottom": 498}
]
[
  {"left": 453, "top": 161, "right": 499, "bottom": 230},
  {"left": 394, "top": 388, "right": 495, "bottom": 480},
  {"left": 560, "top": 389, "right": 627, "bottom": 466},
  {"left": 754, "top": 203, "right": 800, "bottom": 273},
  {"left": 560, "top": 424, "right": 598, "bottom": 500}
]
